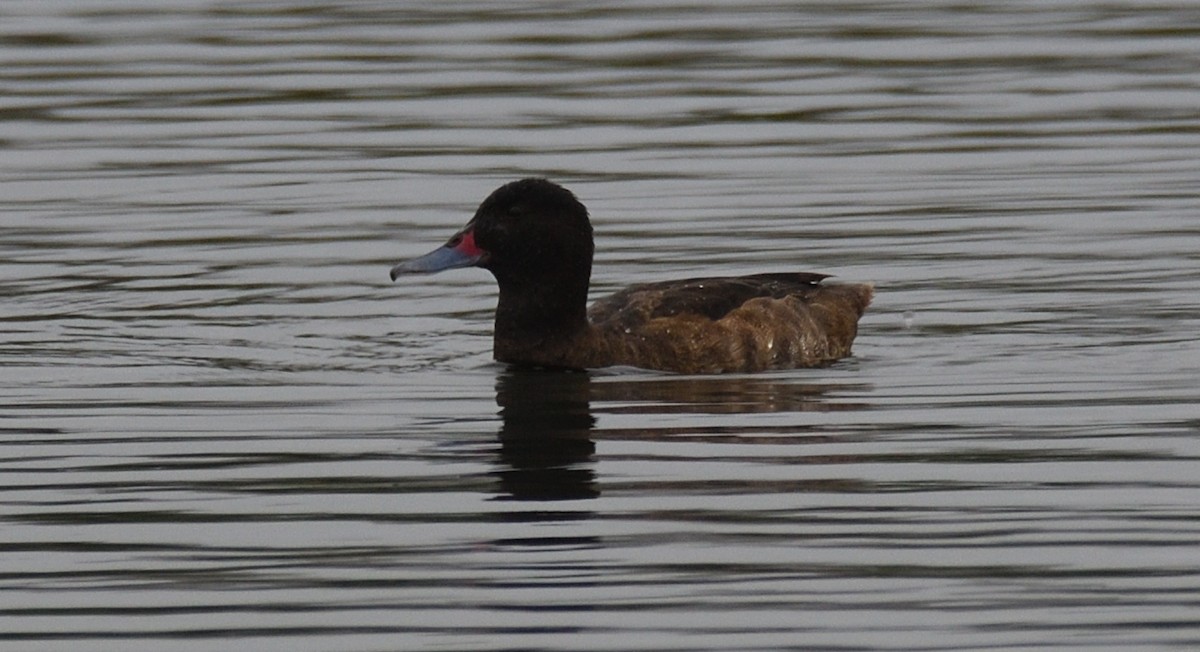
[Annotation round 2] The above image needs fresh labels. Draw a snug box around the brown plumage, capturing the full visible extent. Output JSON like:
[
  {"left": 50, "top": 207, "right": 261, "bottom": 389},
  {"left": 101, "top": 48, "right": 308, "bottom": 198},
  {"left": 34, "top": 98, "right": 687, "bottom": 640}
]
[{"left": 390, "top": 178, "right": 873, "bottom": 374}]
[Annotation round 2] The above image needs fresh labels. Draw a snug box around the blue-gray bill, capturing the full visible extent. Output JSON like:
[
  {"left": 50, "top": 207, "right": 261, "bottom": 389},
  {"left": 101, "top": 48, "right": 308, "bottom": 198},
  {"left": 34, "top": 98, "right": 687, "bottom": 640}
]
[
  {"left": 389, "top": 229, "right": 485, "bottom": 280},
  {"left": 388, "top": 245, "right": 471, "bottom": 280}
]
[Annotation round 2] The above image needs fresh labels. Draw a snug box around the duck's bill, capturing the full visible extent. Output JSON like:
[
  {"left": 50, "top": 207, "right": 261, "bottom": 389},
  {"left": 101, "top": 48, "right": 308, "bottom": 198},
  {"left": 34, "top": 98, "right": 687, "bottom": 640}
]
[{"left": 389, "top": 229, "right": 485, "bottom": 280}]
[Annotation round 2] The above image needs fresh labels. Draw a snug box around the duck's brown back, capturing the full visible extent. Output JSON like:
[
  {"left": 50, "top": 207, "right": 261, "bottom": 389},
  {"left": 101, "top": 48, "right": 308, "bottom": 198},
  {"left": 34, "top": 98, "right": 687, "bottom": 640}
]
[{"left": 586, "top": 273, "right": 873, "bottom": 373}]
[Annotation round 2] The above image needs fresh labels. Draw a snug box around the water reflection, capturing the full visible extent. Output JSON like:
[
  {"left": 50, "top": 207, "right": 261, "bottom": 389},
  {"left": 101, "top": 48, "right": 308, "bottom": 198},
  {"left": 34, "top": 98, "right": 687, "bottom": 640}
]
[
  {"left": 493, "top": 369, "right": 598, "bottom": 502},
  {"left": 491, "top": 368, "right": 872, "bottom": 501},
  {"left": 591, "top": 375, "right": 871, "bottom": 415}
]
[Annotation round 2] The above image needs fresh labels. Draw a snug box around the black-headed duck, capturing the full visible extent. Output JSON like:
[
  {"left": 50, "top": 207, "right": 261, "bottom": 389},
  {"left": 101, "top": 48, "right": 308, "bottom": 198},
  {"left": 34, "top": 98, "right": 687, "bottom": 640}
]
[{"left": 390, "top": 178, "right": 872, "bottom": 374}]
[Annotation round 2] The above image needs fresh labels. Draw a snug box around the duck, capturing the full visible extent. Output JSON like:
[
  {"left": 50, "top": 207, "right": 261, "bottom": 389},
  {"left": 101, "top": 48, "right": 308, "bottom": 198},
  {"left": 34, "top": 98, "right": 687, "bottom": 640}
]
[{"left": 390, "top": 178, "right": 873, "bottom": 374}]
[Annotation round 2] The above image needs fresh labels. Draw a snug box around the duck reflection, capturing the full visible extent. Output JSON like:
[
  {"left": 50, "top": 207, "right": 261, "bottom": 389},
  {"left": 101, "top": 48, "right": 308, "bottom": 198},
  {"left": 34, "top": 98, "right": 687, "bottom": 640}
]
[
  {"left": 493, "top": 369, "right": 598, "bottom": 501},
  {"left": 491, "top": 368, "right": 871, "bottom": 501},
  {"left": 589, "top": 375, "right": 870, "bottom": 415}
]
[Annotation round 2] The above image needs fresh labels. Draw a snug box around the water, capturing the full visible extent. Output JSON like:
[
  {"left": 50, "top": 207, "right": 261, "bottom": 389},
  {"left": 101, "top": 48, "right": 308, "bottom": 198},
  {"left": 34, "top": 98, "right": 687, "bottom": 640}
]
[{"left": 3, "top": 2, "right": 1200, "bottom": 650}]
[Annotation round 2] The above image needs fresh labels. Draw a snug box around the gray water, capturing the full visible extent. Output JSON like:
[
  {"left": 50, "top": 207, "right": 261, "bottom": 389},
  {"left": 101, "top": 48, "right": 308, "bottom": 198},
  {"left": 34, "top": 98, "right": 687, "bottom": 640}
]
[{"left": 3, "top": 2, "right": 1200, "bottom": 651}]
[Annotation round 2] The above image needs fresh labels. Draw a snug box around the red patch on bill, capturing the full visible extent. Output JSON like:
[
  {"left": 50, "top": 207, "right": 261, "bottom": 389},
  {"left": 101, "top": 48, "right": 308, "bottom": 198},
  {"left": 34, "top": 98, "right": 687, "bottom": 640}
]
[{"left": 455, "top": 229, "right": 484, "bottom": 256}]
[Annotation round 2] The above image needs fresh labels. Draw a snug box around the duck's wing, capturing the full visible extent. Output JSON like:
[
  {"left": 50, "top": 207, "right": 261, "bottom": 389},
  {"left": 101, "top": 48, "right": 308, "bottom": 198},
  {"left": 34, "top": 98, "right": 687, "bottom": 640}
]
[
  {"left": 587, "top": 272, "right": 873, "bottom": 373},
  {"left": 589, "top": 272, "right": 830, "bottom": 326}
]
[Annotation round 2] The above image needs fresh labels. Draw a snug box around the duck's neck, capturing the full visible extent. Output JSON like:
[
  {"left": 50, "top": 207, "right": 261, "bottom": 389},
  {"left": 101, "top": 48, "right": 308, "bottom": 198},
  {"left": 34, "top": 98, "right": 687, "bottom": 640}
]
[{"left": 492, "top": 274, "right": 600, "bottom": 369}]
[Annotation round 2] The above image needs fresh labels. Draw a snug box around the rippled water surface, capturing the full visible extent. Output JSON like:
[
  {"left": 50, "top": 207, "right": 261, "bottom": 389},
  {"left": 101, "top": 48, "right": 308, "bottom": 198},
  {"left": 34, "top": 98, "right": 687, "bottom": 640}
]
[{"left": 3, "top": 2, "right": 1200, "bottom": 650}]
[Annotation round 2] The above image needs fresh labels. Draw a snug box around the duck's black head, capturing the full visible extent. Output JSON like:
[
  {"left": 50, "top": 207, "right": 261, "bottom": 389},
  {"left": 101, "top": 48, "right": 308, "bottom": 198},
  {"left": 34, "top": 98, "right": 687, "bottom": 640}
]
[
  {"left": 469, "top": 178, "right": 594, "bottom": 287},
  {"left": 390, "top": 178, "right": 596, "bottom": 331},
  {"left": 391, "top": 178, "right": 593, "bottom": 283}
]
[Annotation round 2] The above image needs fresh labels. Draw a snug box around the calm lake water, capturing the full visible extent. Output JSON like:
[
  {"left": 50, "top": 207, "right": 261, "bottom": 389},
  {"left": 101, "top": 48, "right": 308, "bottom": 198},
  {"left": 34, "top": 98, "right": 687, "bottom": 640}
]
[{"left": 3, "top": 2, "right": 1199, "bottom": 650}]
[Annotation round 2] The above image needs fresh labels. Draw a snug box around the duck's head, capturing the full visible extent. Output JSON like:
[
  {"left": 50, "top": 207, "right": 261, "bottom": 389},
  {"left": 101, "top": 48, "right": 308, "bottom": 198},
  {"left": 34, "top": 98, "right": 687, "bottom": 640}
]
[{"left": 390, "top": 178, "right": 594, "bottom": 288}]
